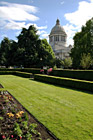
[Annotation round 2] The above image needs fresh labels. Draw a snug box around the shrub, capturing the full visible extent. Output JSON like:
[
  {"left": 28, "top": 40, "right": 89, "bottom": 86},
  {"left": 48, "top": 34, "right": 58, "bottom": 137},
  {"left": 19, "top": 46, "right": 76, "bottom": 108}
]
[
  {"left": 50, "top": 69, "right": 93, "bottom": 81},
  {"left": 14, "top": 71, "right": 33, "bottom": 78},
  {"left": 34, "top": 74, "right": 93, "bottom": 92}
]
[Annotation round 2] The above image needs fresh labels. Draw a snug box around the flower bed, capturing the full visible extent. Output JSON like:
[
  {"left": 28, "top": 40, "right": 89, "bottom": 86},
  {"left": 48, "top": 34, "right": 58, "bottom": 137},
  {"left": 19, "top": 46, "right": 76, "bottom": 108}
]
[{"left": 0, "top": 90, "right": 57, "bottom": 140}]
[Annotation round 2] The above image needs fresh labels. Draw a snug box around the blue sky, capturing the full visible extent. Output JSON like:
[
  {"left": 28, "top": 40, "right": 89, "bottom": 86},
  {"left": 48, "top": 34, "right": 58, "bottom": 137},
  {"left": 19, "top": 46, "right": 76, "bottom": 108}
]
[{"left": 0, "top": 0, "right": 93, "bottom": 45}]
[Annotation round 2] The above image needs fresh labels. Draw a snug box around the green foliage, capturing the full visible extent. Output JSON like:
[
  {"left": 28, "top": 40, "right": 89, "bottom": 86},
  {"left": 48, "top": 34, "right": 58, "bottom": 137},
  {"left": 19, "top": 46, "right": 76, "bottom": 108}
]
[
  {"left": 70, "top": 18, "right": 93, "bottom": 68},
  {"left": 14, "top": 122, "right": 22, "bottom": 137},
  {"left": 16, "top": 26, "right": 55, "bottom": 68},
  {"left": 25, "top": 132, "right": 32, "bottom": 140},
  {"left": 50, "top": 69, "right": 93, "bottom": 81},
  {"left": 39, "top": 39, "right": 55, "bottom": 67},
  {"left": 15, "top": 71, "right": 32, "bottom": 78},
  {"left": 55, "top": 58, "right": 63, "bottom": 68},
  {"left": 23, "top": 112, "right": 29, "bottom": 121},
  {"left": 22, "top": 121, "right": 28, "bottom": 130},
  {"left": 34, "top": 74, "right": 93, "bottom": 92},
  {"left": 62, "top": 57, "right": 72, "bottom": 69},
  {"left": 0, "top": 37, "right": 12, "bottom": 67},
  {"left": 29, "top": 123, "right": 37, "bottom": 134},
  {"left": 0, "top": 25, "right": 55, "bottom": 68},
  {"left": 0, "top": 116, "right": 4, "bottom": 120},
  {"left": 80, "top": 53, "right": 92, "bottom": 69}
]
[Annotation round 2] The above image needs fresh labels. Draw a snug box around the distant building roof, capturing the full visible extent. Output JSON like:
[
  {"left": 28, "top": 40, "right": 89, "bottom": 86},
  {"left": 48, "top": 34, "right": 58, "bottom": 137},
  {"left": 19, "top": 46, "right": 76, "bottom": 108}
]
[{"left": 50, "top": 19, "right": 67, "bottom": 36}]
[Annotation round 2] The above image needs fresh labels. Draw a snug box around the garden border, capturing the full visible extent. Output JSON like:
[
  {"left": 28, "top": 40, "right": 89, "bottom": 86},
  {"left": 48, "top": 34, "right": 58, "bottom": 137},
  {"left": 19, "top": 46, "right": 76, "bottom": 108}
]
[{"left": 6, "top": 90, "right": 59, "bottom": 140}]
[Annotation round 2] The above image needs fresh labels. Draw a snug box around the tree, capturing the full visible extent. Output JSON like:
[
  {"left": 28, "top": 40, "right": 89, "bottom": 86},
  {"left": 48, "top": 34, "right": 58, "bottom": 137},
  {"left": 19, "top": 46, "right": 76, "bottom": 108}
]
[
  {"left": 39, "top": 39, "right": 55, "bottom": 67},
  {"left": 55, "top": 58, "right": 63, "bottom": 68},
  {"left": 0, "top": 25, "right": 55, "bottom": 68},
  {"left": 80, "top": 53, "right": 92, "bottom": 69},
  {"left": 17, "top": 25, "right": 55, "bottom": 68},
  {"left": 62, "top": 57, "right": 72, "bottom": 69},
  {"left": 0, "top": 37, "right": 12, "bottom": 67},
  {"left": 70, "top": 17, "right": 93, "bottom": 69},
  {"left": 8, "top": 41, "right": 18, "bottom": 66}
]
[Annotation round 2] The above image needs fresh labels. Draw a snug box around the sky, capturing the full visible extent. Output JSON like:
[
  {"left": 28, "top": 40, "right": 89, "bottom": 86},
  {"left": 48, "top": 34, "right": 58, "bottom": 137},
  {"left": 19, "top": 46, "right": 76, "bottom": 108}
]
[{"left": 0, "top": 0, "right": 93, "bottom": 45}]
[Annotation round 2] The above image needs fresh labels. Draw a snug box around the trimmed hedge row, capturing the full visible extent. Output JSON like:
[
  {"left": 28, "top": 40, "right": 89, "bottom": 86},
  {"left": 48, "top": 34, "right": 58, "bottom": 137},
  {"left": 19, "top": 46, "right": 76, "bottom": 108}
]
[
  {"left": 34, "top": 74, "right": 93, "bottom": 92},
  {"left": 50, "top": 70, "right": 93, "bottom": 81},
  {"left": 0, "top": 71, "right": 33, "bottom": 78},
  {"left": 0, "top": 71, "right": 15, "bottom": 75},
  {"left": 0, "top": 68, "right": 21, "bottom": 71},
  {"left": 20, "top": 68, "right": 41, "bottom": 74},
  {"left": 0, "top": 68, "right": 93, "bottom": 81},
  {"left": 0, "top": 68, "right": 41, "bottom": 74},
  {"left": 14, "top": 71, "right": 33, "bottom": 78}
]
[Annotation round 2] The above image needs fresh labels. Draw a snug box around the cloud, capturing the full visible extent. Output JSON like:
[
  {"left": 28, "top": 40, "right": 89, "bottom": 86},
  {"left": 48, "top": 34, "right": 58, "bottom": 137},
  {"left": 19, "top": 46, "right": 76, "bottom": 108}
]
[
  {"left": 61, "top": 1, "right": 64, "bottom": 5},
  {"left": 0, "top": 1, "right": 39, "bottom": 31},
  {"left": 33, "top": 24, "right": 47, "bottom": 30},
  {"left": 64, "top": 0, "right": 93, "bottom": 45},
  {"left": 41, "top": 33, "right": 49, "bottom": 38},
  {"left": 0, "top": 2, "right": 39, "bottom": 22},
  {"left": 4, "top": 21, "right": 26, "bottom": 30},
  {"left": 0, "top": 1, "right": 48, "bottom": 38},
  {"left": 37, "top": 30, "right": 47, "bottom": 35}
]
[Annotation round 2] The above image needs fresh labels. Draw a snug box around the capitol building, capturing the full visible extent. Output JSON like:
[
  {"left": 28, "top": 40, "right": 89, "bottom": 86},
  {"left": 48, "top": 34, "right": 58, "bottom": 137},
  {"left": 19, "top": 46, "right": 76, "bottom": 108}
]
[{"left": 49, "top": 19, "right": 72, "bottom": 59}]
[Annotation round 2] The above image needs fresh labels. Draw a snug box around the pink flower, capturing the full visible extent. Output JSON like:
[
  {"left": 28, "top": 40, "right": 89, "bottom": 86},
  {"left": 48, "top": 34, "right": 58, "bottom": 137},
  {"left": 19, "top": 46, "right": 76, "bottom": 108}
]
[
  {"left": 2, "top": 135, "right": 6, "bottom": 139},
  {"left": 48, "top": 68, "right": 52, "bottom": 73},
  {"left": 11, "top": 135, "right": 14, "bottom": 138},
  {"left": 40, "top": 69, "right": 44, "bottom": 72},
  {"left": 20, "top": 136, "right": 22, "bottom": 139}
]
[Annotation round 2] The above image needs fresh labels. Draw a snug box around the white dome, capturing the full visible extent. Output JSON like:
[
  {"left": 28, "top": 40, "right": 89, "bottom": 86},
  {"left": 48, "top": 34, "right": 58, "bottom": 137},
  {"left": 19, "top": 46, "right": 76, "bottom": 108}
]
[{"left": 50, "top": 19, "right": 67, "bottom": 36}]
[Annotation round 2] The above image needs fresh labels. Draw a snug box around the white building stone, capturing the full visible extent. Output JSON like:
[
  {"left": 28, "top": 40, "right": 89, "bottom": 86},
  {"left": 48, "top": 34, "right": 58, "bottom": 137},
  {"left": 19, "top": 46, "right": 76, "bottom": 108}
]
[{"left": 49, "top": 19, "right": 72, "bottom": 59}]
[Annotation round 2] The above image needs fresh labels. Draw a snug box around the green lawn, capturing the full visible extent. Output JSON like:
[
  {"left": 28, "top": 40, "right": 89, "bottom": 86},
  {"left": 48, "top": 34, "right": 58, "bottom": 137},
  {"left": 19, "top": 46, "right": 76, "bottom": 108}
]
[{"left": 0, "top": 75, "right": 93, "bottom": 140}]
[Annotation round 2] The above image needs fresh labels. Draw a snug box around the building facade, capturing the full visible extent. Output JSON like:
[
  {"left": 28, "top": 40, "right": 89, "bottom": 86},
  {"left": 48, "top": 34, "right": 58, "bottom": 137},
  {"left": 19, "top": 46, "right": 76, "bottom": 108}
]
[{"left": 49, "top": 19, "right": 72, "bottom": 59}]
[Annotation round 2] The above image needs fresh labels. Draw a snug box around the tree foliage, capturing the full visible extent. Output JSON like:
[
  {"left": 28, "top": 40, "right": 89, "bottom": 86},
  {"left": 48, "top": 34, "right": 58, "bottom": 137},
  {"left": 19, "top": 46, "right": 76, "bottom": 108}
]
[
  {"left": 62, "top": 57, "right": 72, "bottom": 69},
  {"left": 70, "top": 17, "right": 93, "bottom": 69},
  {"left": 80, "top": 53, "right": 92, "bottom": 69},
  {"left": 0, "top": 37, "right": 12, "bottom": 67},
  {"left": 0, "top": 25, "right": 55, "bottom": 68}
]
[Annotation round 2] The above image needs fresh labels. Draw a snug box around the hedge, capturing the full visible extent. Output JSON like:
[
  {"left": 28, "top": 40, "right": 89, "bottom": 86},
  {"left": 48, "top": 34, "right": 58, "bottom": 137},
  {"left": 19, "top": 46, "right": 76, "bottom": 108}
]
[
  {"left": 20, "top": 68, "right": 41, "bottom": 74},
  {"left": 0, "top": 71, "right": 15, "bottom": 75},
  {"left": 0, "top": 68, "right": 21, "bottom": 71},
  {"left": 34, "top": 74, "right": 93, "bottom": 92},
  {"left": 50, "top": 70, "right": 93, "bottom": 81},
  {"left": 0, "top": 68, "right": 41, "bottom": 74},
  {"left": 0, "top": 71, "right": 33, "bottom": 78},
  {"left": 14, "top": 71, "right": 33, "bottom": 78}
]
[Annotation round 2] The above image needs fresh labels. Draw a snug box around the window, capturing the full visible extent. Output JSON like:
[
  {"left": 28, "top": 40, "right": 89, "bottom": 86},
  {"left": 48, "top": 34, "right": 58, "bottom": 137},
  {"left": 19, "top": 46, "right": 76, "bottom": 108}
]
[
  {"left": 61, "top": 36, "right": 66, "bottom": 42},
  {"left": 50, "top": 36, "right": 53, "bottom": 42},
  {"left": 54, "top": 35, "right": 59, "bottom": 41}
]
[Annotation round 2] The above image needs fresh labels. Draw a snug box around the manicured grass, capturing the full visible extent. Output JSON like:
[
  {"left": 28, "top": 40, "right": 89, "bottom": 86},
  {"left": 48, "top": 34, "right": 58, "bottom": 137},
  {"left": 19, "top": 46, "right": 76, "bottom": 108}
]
[{"left": 0, "top": 75, "right": 93, "bottom": 140}]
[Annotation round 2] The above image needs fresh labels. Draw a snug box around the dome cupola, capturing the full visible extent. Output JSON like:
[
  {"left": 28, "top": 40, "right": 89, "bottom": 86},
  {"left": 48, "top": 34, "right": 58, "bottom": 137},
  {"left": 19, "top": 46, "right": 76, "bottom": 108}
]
[{"left": 50, "top": 19, "right": 67, "bottom": 36}]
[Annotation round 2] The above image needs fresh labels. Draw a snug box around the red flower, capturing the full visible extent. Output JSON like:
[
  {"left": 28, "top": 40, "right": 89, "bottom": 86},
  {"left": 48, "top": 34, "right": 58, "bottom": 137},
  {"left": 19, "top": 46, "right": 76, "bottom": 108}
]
[
  {"left": 2, "top": 135, "right": 6, "bottom": 139},
  {"left": 20, "top": 136, "right": 22, "bottom": 139}
]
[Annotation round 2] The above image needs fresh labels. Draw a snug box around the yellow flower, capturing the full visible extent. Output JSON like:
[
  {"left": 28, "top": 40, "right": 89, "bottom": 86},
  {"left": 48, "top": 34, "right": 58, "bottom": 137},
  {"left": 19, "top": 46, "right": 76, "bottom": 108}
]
[
  {"left": 15, "top": 111, "right": 24, "bottom": 118},
  {"left": 7, "top": 112, "right": 14, "bottom": 118},
  {"left": 19, "top": 111, "right": 24, "bottom": 115},
  {"left": 16, "top": 113, "right": 21, "bottom": 118}
]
